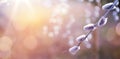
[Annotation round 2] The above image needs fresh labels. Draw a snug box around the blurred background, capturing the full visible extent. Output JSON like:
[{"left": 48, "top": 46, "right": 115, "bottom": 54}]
[{"left": 0, "top": 0, "right": 120, "bottom": 59}]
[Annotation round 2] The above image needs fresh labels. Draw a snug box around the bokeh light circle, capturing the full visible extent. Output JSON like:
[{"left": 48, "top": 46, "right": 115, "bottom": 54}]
[
  {"left": 23, "top": 36, "right": 38, "bottom": 50},
  {"left": 0, "top": 36, "right": 13, "bottom": 52}
]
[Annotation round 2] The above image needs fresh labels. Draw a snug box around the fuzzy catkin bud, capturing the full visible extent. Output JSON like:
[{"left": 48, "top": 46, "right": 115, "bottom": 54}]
[
  {"left": 76, "top": 35, "right": 88, "bottom": 42},
  {"left": 115, "top": 7, "right": 120, "bottom": 13},
  {"left": 69, "top": 46, "right": 80, "bottom": 55},
  {"left": 97, "top": 17, "right": 108, "bottom": 27},
  {"left": 114, "top": 15, "right": 119, "bottom": 21},
  {"left": 116, "top": 1, "right": 119, "bottom": 6},
  {"left": 102, "top": 2, "right": 114, "bottom": 10},
  {"left": 83, "top": 24, "right": 96, "bottom": 30},
  {"left": 112, "top": 11, "right": 118, "bottom": 16}
]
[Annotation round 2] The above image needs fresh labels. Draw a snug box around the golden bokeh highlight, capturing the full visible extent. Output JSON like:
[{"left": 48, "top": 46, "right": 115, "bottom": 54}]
[{"left": 54, "top": 3, "right": 69, "bottom": 15}]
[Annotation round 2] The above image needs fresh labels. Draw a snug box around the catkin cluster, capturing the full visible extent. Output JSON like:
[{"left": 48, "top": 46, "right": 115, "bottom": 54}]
[{"left": 69, "top": 0, "right": 119, "bottom": 55}]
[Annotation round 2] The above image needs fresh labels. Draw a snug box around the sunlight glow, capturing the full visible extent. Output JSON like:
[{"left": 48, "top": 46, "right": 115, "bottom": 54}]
[{"left": 11, "top": 0, "right": 34, "bottom": 19}]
